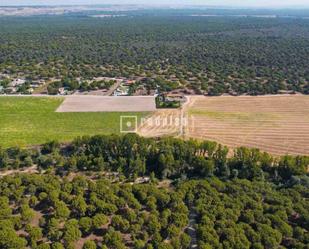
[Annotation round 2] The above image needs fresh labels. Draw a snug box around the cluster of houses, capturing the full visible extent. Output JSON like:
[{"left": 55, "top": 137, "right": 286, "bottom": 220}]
[
  {"left": 113, "top": 77, "right": 158, "bottom": 96},
  {"left": 0, "top": 74, "right": 194, "bottom": 108},
  {"left": 111, "top": 76, "right": 188, "bottom": 107},
  {"left": 0, "top": 74, "right": 46, "bottom": 94}
]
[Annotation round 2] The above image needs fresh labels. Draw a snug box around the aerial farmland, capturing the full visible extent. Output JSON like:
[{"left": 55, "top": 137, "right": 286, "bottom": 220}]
[
  {"left": 139, "top": 95, "right": 309, "bottom": 155},
  {"left": 0, "top": 96, "right": 148, "bottom": 148},
  {"left": 0, "top": 5, "right": 308, "bottom": 249}
]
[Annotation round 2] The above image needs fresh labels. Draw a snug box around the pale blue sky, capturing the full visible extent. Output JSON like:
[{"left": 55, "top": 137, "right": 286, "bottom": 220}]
[{"left": 1, "top": 0, "right": 309, "bottom": 8}]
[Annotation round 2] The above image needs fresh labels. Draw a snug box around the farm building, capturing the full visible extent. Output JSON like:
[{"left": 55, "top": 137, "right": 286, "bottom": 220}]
[{"left": 165, "top": 93, "right": 186, "bottom": 102}]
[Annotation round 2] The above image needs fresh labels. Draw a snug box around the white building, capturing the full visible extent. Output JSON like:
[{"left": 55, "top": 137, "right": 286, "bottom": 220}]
[{"left": 10, "top": 78, "right": 26, "bottom": 87}]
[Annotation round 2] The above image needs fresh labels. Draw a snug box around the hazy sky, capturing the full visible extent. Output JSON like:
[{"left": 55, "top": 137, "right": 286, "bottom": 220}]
[{"left": 1, "top": 0, "right": 309, "bottom": 8}]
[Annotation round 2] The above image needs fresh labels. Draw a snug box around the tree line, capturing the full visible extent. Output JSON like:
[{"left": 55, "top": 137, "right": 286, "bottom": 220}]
[{"left": 1, "top": 134, "right": 308, "bottom": 185}]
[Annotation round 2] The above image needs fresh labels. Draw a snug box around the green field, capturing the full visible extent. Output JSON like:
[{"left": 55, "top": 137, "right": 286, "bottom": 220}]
[{"left": 0, "top": 97, "right": 146, "bottom": 148}]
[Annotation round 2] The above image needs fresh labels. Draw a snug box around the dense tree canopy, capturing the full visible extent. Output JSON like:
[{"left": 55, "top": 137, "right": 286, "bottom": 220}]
[
  {"left": 0, "top": 14, "right": 308, "bottom": 95},
  {"left": 0, "top": 134, "right": 308, "bottom": 248}
]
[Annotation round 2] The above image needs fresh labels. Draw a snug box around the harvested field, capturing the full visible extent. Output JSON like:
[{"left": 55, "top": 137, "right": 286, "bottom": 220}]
[
  {"left": 139, "top": 95, "right": 309, "bottom": 156},
  {"left": 138, "top": 97, "right": 192, "bottom": 138},
  {"left": 56, "top": 95, "right": 156, "bottom": 112},
  {"left": 187, "top": 95, "right": 309, "bottom": 156},
  {"left": 138, "top": 109, "right": 183, "bottom": 137}
]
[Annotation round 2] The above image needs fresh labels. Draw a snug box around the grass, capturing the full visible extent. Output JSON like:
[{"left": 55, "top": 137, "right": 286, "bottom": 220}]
[{"left": 0, "top": 97, "right": 147, "bottom": 148}]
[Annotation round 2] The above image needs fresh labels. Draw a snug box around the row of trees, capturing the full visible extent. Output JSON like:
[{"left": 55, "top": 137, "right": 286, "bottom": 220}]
[{"left": 1, "top": 134, "right": 308, "bottom": 185}]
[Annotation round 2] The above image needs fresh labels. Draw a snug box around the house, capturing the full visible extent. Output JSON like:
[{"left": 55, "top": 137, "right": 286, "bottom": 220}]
[
  {"left": 134, "top": 177, "right": 150, "bottom": 184},
  {"left": 165, "top": 93, "right": 186, "bottom": 102},
  {"left": 10, "top": 78, "right": 25, "bottom": 87},
  {"left": 156, "top": 93, "right": 186, "bottom": 109},
  {"left": 183, "top": 88, "right": 196, "bottom": 95},
  {"left": 114, "top": 86, "right": 129, "bottom": 96},
  {"left": 58, "top": 87, "right": 68, "bottom": 95},
  {"left": 123, "top": 79, "right": 135, "bottom": 86},
  {"left": 30, "top": 79, "right": 45, "bottom": 88},
  {"left": 114, "top": 90, "right": 128, "bottom": 96},
  {"left": 30, "top": 84, "right": 39, "bottom": 88}
]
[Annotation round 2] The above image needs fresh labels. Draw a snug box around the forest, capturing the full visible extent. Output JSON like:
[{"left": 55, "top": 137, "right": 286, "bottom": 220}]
[
  {"left": 0, "top": 14, "right": 309, "bottom": 95},
  {"left": 0, "top": 134, "right": 308, "bottom": 248}
]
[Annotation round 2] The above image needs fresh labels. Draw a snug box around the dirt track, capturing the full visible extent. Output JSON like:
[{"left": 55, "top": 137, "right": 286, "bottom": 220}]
[
  {"left": 0, "top": 165, "right": 38, "bottom": 177},
  {"left": 137, "top": 97, "right": 192, "bottom": 138}
]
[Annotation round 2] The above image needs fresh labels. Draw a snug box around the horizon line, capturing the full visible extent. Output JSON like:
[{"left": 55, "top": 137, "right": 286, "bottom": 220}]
[{"left": 0, "top": 4, "right": 309, "bottom": 9}]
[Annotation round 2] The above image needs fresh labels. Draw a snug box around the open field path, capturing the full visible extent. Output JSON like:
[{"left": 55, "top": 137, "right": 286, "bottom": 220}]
[
  {"left": 137, "top": 95, "right": 193, "bottom": 137},
  {"left": 0, "top": 165, "right": 39, "bottom": 177}
]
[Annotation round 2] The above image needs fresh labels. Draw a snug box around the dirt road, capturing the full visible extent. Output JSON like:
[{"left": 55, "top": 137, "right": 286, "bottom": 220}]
[
  {"left": 0, "top": 165, "right": 38, "bottom": 177},
  {"left": 187, "top": 208, "right": 198, "bottom": 249}
]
